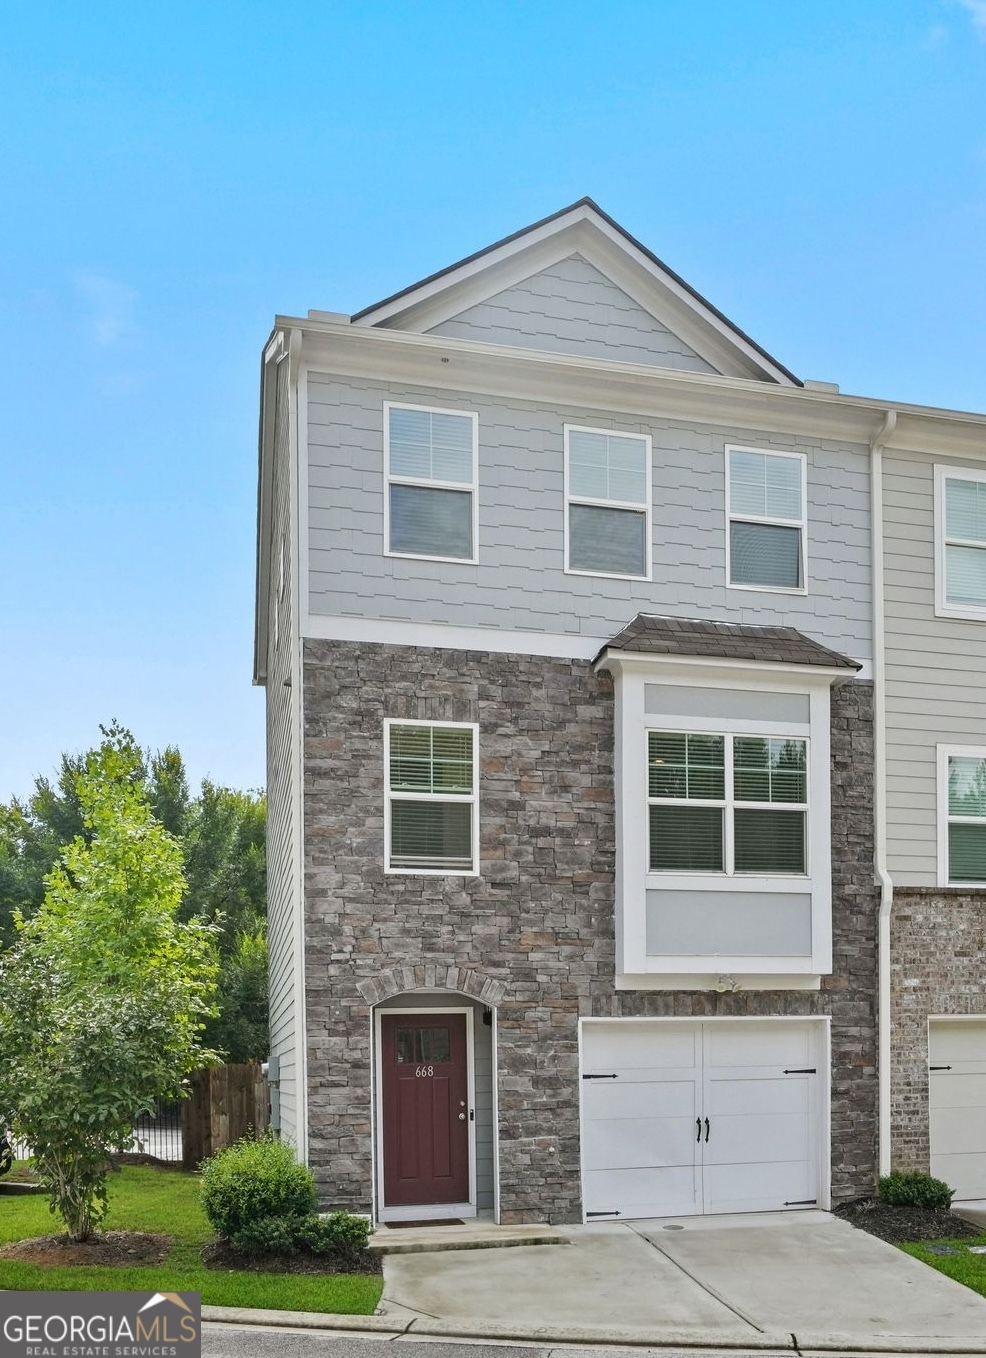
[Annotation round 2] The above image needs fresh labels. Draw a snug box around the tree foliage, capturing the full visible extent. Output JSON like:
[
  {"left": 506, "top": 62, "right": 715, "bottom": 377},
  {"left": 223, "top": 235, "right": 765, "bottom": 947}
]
[
  {"left": 0, "top": 728, "right": 267, "bottom": 1061},
  {"left": 0, "top": 725, "right": 219, "bottom": 1240}
]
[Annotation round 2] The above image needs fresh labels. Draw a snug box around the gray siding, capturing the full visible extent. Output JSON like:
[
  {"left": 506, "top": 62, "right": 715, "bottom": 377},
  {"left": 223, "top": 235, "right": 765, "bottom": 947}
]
[
  {"left": 307, "top": 375, "right": 872, "bottom": 658},
  {"left": 884, "top": 448, "right": 986, "bottom": 885},
  {"left": 266, "top": 360, "right": 303, "bottom": 1150},
  {"left": 427, "top": 254, "right": 718, "bottom": 374}
]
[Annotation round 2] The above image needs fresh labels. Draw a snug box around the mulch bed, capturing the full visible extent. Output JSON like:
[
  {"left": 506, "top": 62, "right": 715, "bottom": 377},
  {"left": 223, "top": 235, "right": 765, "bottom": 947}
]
[
  {"left": 834, "top": 1198, "right": 983, "bottom": 1245},
  {"left": 0, "top": 1230, "right": 170, "bottom": 1267},
  {"left": 201, "top": 1240, "right": 382, "bottom": 1275}
]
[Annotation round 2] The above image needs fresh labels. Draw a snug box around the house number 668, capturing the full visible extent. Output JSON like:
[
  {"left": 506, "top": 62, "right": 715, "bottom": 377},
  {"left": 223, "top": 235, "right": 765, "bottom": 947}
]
[{"left": 414, "top": 1065, "right": 434, "bottom": 1078}]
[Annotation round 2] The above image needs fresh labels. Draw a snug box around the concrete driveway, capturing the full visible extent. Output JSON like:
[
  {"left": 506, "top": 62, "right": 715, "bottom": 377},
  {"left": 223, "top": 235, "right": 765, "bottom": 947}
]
[{"left": 379, "top": 1211, "right": 986, "bottom": 1351}]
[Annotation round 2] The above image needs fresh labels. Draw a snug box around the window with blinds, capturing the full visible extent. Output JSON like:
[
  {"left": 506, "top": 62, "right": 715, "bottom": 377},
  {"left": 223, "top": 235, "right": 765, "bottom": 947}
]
[
  {"left": 565, "top": 426, "right": 651, "bottom": 578},
  {"left": 945, "top": 751, "right": 986, "bottom": 884},
  {"left": 385, "top": 721, "right": 478, "bottom": 873},
  {"left": 942, "top": 473, "right": 986, "bottom": 610},
  {"left": 648, "top": 731, "right": 808, "bottom": 875},
  {"left": 385, "top": 404, "right": 478, "bottom": 561},
  {"left": 727, "top": 447, "right": 806, "bottom": 591}
]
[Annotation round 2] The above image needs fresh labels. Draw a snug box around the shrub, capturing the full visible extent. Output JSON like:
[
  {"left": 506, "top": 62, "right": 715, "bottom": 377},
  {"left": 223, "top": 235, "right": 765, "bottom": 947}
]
[
  {"left": 200, "top": 1134, "right": 317, "bottom": 1239},
  {"left": 231, "top": 1209, "right": 372, "bottom": 1258},
  {"left": 878, "top": 1171, "right": 954, "bottom": 1210}
]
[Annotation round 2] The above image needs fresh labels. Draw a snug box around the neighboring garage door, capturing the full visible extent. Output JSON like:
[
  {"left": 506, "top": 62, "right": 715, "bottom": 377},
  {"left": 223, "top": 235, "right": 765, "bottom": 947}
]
[
  {"left": 930, "top": 1019, "right": 986, "bottom": 1201},
  {"left": 581, "top": 1019, "right": 823, "bottom": 1220}
]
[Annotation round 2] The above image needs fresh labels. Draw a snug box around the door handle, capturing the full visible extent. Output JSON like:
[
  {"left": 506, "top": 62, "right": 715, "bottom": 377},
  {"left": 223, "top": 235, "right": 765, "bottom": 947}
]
[
  {"left": 696, "top": 1117, "right": 701, "bottom": 1142},
  {"left": 704, "top": 1117, "right": 710, "bottom": 1142},
  {"left": 458, "top": 1112, "right": 466, "bottom": 1121}
]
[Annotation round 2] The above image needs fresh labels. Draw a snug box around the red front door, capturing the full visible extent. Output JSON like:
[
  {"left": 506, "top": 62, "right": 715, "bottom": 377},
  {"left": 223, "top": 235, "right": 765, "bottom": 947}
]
[{"left": 381, "top": 1013, "right": 470, "bottom": 1207}]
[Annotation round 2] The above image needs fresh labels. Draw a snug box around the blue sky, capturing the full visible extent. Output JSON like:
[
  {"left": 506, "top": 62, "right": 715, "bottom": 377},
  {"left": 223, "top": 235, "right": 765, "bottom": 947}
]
[{"left": 1, "top": 1, "right": 984, "bottom": 801}]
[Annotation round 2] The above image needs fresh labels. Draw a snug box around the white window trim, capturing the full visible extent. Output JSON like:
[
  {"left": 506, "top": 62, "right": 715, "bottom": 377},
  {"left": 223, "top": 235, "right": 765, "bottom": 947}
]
[
  {"left": 647, "top": 729, "right": 810, "bottom": 879},
  {"left": 383, "top": 401, "right": 480, "bottom": 565},
  {"left": 563, "top": 423, "right": 653, "bottom": 581},
  {"left": 725, "top": 444, "right": 808, "bottom": 595},
  {"left": 936, "top": 743, "right": 986, "bottom": 887},
  {"left": 606, "top": 655, "right": 832, "bottom": 982},
  {"left": 383, "top": 718, "right": 480, "bottom": 877},
  {"left": 934, "top": 464, "right": 986, "bottom": 620}
]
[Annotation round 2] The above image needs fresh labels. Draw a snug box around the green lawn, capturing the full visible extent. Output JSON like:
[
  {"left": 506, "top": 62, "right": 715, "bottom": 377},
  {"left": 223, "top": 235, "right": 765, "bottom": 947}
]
[
  {"left": 0, "top": 1165, "right": 382, "bottom": 1314},
  {"left": 901, "top": 1235, "right": 986, "bottom": 1299}
]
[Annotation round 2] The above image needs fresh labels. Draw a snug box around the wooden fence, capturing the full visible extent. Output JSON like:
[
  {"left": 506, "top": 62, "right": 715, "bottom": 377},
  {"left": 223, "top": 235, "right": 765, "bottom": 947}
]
[{"left": 181, "top": 1062, "right": 269, "bottom": 1169}]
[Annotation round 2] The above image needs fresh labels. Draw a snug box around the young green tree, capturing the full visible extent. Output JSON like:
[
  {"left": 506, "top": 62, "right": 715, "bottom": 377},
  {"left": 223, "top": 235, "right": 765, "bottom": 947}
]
[
  {"left": 0, "top": 733, "right": 268, "bottom": 1062},
  {"left": 0, "top": 726, "right": 218, "bottom": 1241}
]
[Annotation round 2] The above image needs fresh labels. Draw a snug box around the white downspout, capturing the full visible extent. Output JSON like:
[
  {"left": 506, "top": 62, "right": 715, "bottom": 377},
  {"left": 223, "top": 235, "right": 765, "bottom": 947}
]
[{"left": 871, "top": 409, "right": 897, "bottom": 1178}]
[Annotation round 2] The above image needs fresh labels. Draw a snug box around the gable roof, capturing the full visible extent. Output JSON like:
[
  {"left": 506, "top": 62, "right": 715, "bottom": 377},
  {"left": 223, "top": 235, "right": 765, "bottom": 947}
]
[
  {"left": 597, "top": 613, "right": 860, "bottom": 671},
  {"left": 352, "top": 198, "right": 801, "bottom": 386}
]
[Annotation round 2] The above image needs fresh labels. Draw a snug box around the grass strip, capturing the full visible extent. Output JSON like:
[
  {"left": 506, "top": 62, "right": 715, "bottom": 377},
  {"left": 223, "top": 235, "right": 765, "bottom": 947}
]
[
  {"left": 0, "top": 1165, "right": 382, "bottom": 1315},
  {"left": 901, "top": 1235, "right": 986, "bottom": 1300}
]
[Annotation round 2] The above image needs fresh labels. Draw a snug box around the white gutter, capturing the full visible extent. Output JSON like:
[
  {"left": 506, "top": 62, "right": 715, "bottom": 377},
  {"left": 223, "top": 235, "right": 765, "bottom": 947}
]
[{"left": 870, "top": 408, "right": 897, "bottom": 1177}]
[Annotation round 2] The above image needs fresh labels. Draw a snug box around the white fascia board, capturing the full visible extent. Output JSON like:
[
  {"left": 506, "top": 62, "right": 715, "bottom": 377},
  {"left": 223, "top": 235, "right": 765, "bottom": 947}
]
[
  {"left": 254, "top": 333, "right": 286, "bottom": 685},
  {"left": 570, "top": 219, "right": 793, "bottom": 384},
  {"left": 303, "top": 612, "right": 607, "bottom": 661},
  {"left": 353, "top": 210, "right": 793, "bottom": 384},
  {"left": 351, "top": 205, "right": 596, "bottom": 327},
  {"left": 616, "top": 973, "right": 822, "bottom": 992},
  {"left": 280, "top": 318, "right": 986, "bottom": 453}
]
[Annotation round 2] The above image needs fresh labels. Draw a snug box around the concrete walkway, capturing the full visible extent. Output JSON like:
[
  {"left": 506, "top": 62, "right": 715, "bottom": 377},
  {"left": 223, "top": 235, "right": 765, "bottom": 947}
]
[{"left": 378, "top": 1210, "right": 986, "bottom": 1352}]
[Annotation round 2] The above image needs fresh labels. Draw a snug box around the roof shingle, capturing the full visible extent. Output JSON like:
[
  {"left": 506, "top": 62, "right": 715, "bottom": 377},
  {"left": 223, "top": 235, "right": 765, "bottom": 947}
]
[{"left": 596, "top": 613, "right": 860, "bottom": 671}]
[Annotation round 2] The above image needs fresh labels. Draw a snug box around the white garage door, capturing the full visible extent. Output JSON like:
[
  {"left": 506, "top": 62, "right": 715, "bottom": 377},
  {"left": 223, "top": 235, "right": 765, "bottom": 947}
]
[
  {"left": 581, "top": 1019, "right": 823, "bottom": 1220},
  {"left": 930, "top": 1019, "right": 986, "bottom": 1201}
]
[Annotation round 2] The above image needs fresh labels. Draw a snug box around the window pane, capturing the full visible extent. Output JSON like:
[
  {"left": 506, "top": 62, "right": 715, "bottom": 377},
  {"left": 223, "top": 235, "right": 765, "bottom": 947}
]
[
  {"left": 569, "top": 430, "right": 647, "bottom": 504},
  {"left": 649, "top": 805, "right": 724, "bottom": 871},
  {"left": 391, "top": 726, "right": 473, "bottom": 795},
  {"left": 730, "top": 520, "right": 802, "bottom": 588},
  {"left": 649, "top": 733, "right": 724, "bottom": 800},
  {"left": 765, "top": 456, "right": 803, "bottom": 520},
  {"left": 396, "top": 1029, "right": 417, "bottom": 1063},
  {"left": 945, "top": 477, "right": 986, "bottom": 545},
  {"left": 948, "top": 756, "right": 986, "bottom": 817},
  {"left": 729, "top": 449, "right": 801, "bottom": 521},
  {"left": 948, "top": 823, "right": 986, "bottom": 882},
  {"left": 945, "top": 544, "right": 986, "bottom": 607},
  {"left": 418, "top": 1028, "right": 452, "bottom": 1062},
  {"left": 431, "top": 727, "right": 474, "bottom": 794},
  {"left": 389, "top": 407, "right": 473, "bottom": 483},
  {"left": 569, "top": 504, "right": 646, "bottom": 575},
  {"left": 734, "top": 737, "right": 807, "bottom": 803},
  {"left": 734, "top": 809, "right": 806, "bottom": 873},
  {"left": 390, "top": 800, "right": 472, "bottom": 870},
  {"left": 390, "top": 484, "right": 472, "bottom": 558},
  {"left": 390, "top": 725, "right": 434, "bottom": 791}
]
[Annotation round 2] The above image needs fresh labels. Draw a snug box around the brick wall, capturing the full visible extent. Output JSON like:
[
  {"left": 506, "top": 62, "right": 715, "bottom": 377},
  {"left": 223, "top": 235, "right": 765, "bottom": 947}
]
[
  {"left": 890, "top": 888, "right": 986, "bottom": 1171},
  {"left": 302, "top": 640, "right": 879, "bottom": 1220}
]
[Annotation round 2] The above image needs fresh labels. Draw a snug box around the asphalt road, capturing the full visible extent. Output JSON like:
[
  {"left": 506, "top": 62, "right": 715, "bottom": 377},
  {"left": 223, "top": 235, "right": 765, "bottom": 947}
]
[{"left": 200, "top": 1329, "right": 890, "bottom": 1358}]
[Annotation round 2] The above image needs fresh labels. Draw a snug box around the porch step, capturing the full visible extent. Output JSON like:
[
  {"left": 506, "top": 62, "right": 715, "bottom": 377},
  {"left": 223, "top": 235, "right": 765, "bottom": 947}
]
[{"left": 369, "top": 1221, "right": 567, "bottom": 1254}]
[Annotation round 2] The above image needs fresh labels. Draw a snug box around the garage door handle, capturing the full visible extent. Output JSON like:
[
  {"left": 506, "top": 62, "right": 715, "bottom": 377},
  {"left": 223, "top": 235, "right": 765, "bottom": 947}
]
[
  {"left": 696, "top": 1117, "right": 702, "bottom": 1142},
  {"left": 704, "top": 1117, "right": 710, "bottom": 1143},
  {"left": 930, "top": 1065, "right": 952, "bottom": 1071}
]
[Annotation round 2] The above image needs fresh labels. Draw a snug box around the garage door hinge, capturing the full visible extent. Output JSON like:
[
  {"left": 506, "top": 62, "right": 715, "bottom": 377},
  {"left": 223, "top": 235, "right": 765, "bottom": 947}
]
[
  {"left": 582, "top": 1073, "right": 618, "bottom": 1079},
  {"left": 784, "top": 1199, "right": 817, "bottom": 1206},
  {"left": 783, "top": 1067, "right": 816, "bottom": 1074},
  {"left": 586, "top": 1210, "right": 621, "bottom": 1217},
  {"left": 930, "top": 1065, "right": 952, "bottom": 1071}
]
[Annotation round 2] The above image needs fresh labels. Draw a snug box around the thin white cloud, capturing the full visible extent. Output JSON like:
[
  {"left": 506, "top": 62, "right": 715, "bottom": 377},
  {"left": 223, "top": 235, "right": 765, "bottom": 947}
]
[
  {"left": 956, "top": 0, "right": 986, "bottom": 36},
  {"left": 73, "top": 270, "right": 138, "bottom": 347}
]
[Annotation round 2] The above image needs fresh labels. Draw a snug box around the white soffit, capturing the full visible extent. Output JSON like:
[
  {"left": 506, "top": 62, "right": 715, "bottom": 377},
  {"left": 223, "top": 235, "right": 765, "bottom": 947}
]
[{"left": 351, "top": 201, "right": 799, "bottom": 387}]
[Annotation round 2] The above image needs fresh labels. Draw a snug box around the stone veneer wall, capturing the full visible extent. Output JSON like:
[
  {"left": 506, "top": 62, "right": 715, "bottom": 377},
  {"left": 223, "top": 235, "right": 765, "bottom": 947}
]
[
  {"left": 890, "top": 888, "right": 986, "bottom": 1172},
  {"left": 302, "top": 640, "right": 879, "bottom": 1222}
]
